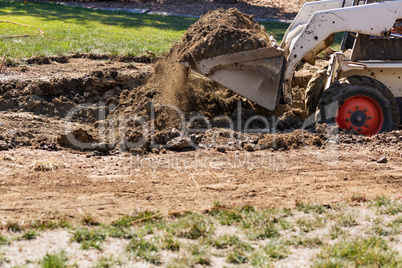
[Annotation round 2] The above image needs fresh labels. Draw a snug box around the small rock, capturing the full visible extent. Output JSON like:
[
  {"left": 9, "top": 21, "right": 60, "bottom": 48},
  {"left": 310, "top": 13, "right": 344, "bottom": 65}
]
[
  {"left": 24, "top": 98, "right": 39, "bottom": 111},
  {"left": 377, "top": 157, "right": 387, "bottom": 164},
  {"left": 216, "top": 145, "right": 227, "bottom": 153},
  {"left": 102, "top": 89, "right": 116, "bottom": 100},
  {"left": 57, "top": 128, "right": 97, "bottom": 150},
  {"left": 0, "top": 140, "right": 9, "bottom": 151},
  {"left": 38, "top": 142, "right": 58, "bottom": 151},
  {"left": 92, "top": 70, "right": 104, "bottom": 78},
  {"left": 92, "top": 143, "right": 115, "bottom": 153},
  {"left": 130, "top": 148, "right": 145, "bottom": 156},
  {"left": 144, "top": 101, "right": 153, "bottom": 113},
  {"left": 32, "top": 94, "right": 44, "bottom": 101},
  {"left": 115, "top": 75, "right": 126, "bottom": 82},
  {"left": 244, "top": 144, "right": 255, "bottom": 152},
  {"left": 167, "top": 137, "right": 193, "bottom": 149}
]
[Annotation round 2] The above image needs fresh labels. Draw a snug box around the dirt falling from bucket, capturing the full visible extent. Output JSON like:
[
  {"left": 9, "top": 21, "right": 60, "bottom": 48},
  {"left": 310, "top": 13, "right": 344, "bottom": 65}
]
[{"left": 115, "top": 8, "right": 280, "bottom": 130}]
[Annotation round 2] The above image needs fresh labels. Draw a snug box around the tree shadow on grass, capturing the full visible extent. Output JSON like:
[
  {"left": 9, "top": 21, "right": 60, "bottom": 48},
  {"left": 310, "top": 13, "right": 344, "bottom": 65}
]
[{"left": 0, "top": 2, "right": 197, "bottom": 31}]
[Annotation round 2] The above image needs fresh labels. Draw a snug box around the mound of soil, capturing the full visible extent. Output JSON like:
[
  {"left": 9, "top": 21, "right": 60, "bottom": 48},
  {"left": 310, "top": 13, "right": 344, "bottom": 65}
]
[
  {"left": 177, "top": 8, "right": 271, "bottom": 62},
  {"left": 113, "top": 8, "right": 282, "bottom": 132},
  {"left": 0, "top": 6, "right": 325, "bottom": 153},
  {"left": 0, "top": 69, "right": 149, "bottom": 122}
]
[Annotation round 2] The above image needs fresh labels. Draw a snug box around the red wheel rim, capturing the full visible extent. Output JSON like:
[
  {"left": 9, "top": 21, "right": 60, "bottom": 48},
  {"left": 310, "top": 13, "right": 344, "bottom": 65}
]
[{"left": 336, "top": 95, "right": 384, "bottom": 136}]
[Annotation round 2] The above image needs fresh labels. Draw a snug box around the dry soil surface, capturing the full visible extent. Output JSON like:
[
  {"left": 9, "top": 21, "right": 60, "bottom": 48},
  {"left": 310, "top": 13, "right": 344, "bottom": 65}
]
[
  {"left": 0, "top": 137, "right": 402, "bottom": 223},
  {"left": 0, "top": 55, "right": 401, "bottom": 224}
]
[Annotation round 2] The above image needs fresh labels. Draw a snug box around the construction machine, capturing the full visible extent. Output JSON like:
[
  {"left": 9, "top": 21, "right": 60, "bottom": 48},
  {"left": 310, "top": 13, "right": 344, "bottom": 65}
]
[{"left": 181, "top": 0, "right": 402, "bottom": 136}]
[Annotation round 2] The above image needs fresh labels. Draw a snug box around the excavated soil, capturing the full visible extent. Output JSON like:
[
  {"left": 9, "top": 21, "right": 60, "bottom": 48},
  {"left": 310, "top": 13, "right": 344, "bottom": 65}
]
[
  {"left": 177, "top": 8, "right": 272, "bottom": 62},
  {"left": 112, "top": 8, "right": 282, "bottom": 137},
  {"left": 0, "top": 55, "right": 400, "bottom": 224},
  {"left": 0, "top": 7, "right": 400, "bottom": 222}
]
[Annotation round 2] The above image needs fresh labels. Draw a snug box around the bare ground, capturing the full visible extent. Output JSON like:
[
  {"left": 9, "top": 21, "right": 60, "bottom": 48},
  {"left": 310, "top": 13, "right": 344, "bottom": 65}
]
[
  {"left": 0, "top": 4, "right": 400, "bottom": 268},
  {"left": 1, "top": 135, "right": 401, "bottom": 223},
  {"left": 0, "top": 55, "right": 400, "bottom": 226}
]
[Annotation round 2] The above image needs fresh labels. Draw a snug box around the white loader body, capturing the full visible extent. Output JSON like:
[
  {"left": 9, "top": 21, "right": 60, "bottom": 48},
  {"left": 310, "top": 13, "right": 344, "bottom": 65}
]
[
  {"left": 182, "top": 0, "right": 402, "bottom": 125},
  {"left": 282, "top": 0, "right": 402, "bottom": 104}
]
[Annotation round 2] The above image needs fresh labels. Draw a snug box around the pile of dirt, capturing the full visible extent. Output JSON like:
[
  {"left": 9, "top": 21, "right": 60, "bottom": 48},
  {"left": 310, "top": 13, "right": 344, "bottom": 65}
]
[
  {"left": 177, "top": 8, "right": 271, "bottom": 62},
  {"left": 112, "top": 8, "right": 281, "bottom": 132},
  {"left": 0, "top": 9, "right": 328, "bottom": 152},
  {"left": 0, "top": 69, "right": 149, "bottom": 122}
]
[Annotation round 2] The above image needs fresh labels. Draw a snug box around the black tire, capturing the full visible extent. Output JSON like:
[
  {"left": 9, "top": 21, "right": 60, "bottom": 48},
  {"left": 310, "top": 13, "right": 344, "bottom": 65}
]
[
  {"left": 316, "top": 75, "right": 399, "bottom": 135},
  {"left": 305, "top": 67, "right": 328, "bottom": 116}
]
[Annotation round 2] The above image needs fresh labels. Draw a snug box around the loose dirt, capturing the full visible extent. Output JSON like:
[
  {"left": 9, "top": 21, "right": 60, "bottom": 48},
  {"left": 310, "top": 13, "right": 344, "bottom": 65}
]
[
  {"left": 0, "top": 54, "right": 400, "bottom": 225},
  {"left": 177, "top": 8, "right": 271, "bottom": 62},
  {"left": 0, "top": 7, "right": 400, "bottom": 223},
  {"left": 0, "top": 141, "right": 401, "bottom": 223},
  {"left": 113, "top": 8, "right": 283, "bottom": 136}
]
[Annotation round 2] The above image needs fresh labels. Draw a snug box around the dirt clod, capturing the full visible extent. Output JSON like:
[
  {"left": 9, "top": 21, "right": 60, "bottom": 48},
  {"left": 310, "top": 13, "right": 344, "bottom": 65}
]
[
  {"left": 0, "top": 140, "right": 8, "bottom": 150},
  {"left": 166, "top": 137, "right": 193, "bottom": 150},
  {"left": 57, "top": 128, "right": 97, "bottom": 150}
]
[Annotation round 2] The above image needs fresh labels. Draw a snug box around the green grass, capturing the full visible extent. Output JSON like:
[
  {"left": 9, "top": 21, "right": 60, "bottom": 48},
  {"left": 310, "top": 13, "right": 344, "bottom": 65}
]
[
  {"left": 296, "top": 216, "right": 327, "bottom": 233},
  {"left": 209, "top": 207, "right": 243, "bottom": 226},
  {"left": 0, "top": 234, "right": 9, "bottom": 246},
  {"left": 168, "top": 245, "right": 211, "bottom": 268},
  {"left": 5, "top": 222, "right": 23, "bottom": 232},
  {"left": 370, "top": 196, "right": 402, "bottom": 215},
  {"left": 285, "top": 235, "right": 323, "bottom": 248},
  {"left": 389, "top": 216, "right": 402, "bottom": 227},
  {"left": 329, "top": 225, "right": 347, "bottom": 240},
  {"left": 168, "top": 213, "right": 214, "bottom": 240},
  {"left": 0, "top": 1, "right": 196, "bottom": 58},
  {"left": 112, "top": 211, "right": 160, "bottom": 227},
  {"left": 0, "top": 200, "right": 400, "bottom": 267},
  {"left": 213, "top": 234, "right": 242, "bottom": 249},
  {"left": 263, "top": 240, "right": 289, "bottom": 260},
  {"left": 247, "top": 223, "right": 280, "bottom": 240},
  {"left": 41, "top": 251, "right": 68, "bottom": 268},
  {"left": 30, "top": 219, "right": 70, "bottom": 230},
  {"left": 81, "top": 214, "right": 100, "bottom": 226},
  {"left": 127, "top": 236, "right": 161, "bottom": 264},
  {"left": 227, "top": 247, "right": 249, "bottom": 264},
  {"left": 94, "top": 257, "right": 120, "bottom": 268},
  {"left": 260, "top": 21, "right": 289, "bottom": 42},
  {"left": 0, "top": 2, "right": 296, "bottom": 60},
  {"left": 106, "top": 226, "right": 134, "bottom": 239},
  {"left": 70, "top": 227, "right": 106, "bottom": 250},
  {"left": 188, "top": 243, "right": 212, "bottom": 266},
  {"left": 159, "top": 234, "right": 181, "bottom": 251},
  {"left": 19, "top": 230, "right": 38, "bottom": 240},
  {"left": 296, "top": 201, "right": 327, "bottom": 214},
  {"left": 0, "top": 252, "right": 6, "bottom": 265},
  {"left": 313, "top": 236, "right": 402, "bottom": 267}
]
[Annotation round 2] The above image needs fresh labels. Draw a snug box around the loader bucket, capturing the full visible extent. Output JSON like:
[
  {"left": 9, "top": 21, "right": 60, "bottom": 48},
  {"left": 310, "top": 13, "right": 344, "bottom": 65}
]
[{"left": 180, "top": 47, "right": 285, "bottom": 111}]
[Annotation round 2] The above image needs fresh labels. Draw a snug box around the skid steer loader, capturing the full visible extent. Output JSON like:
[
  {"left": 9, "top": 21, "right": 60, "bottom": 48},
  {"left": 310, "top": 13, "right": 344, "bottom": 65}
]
[{"left": 181, "top": 0, "right": 402, "bottom": 136}]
